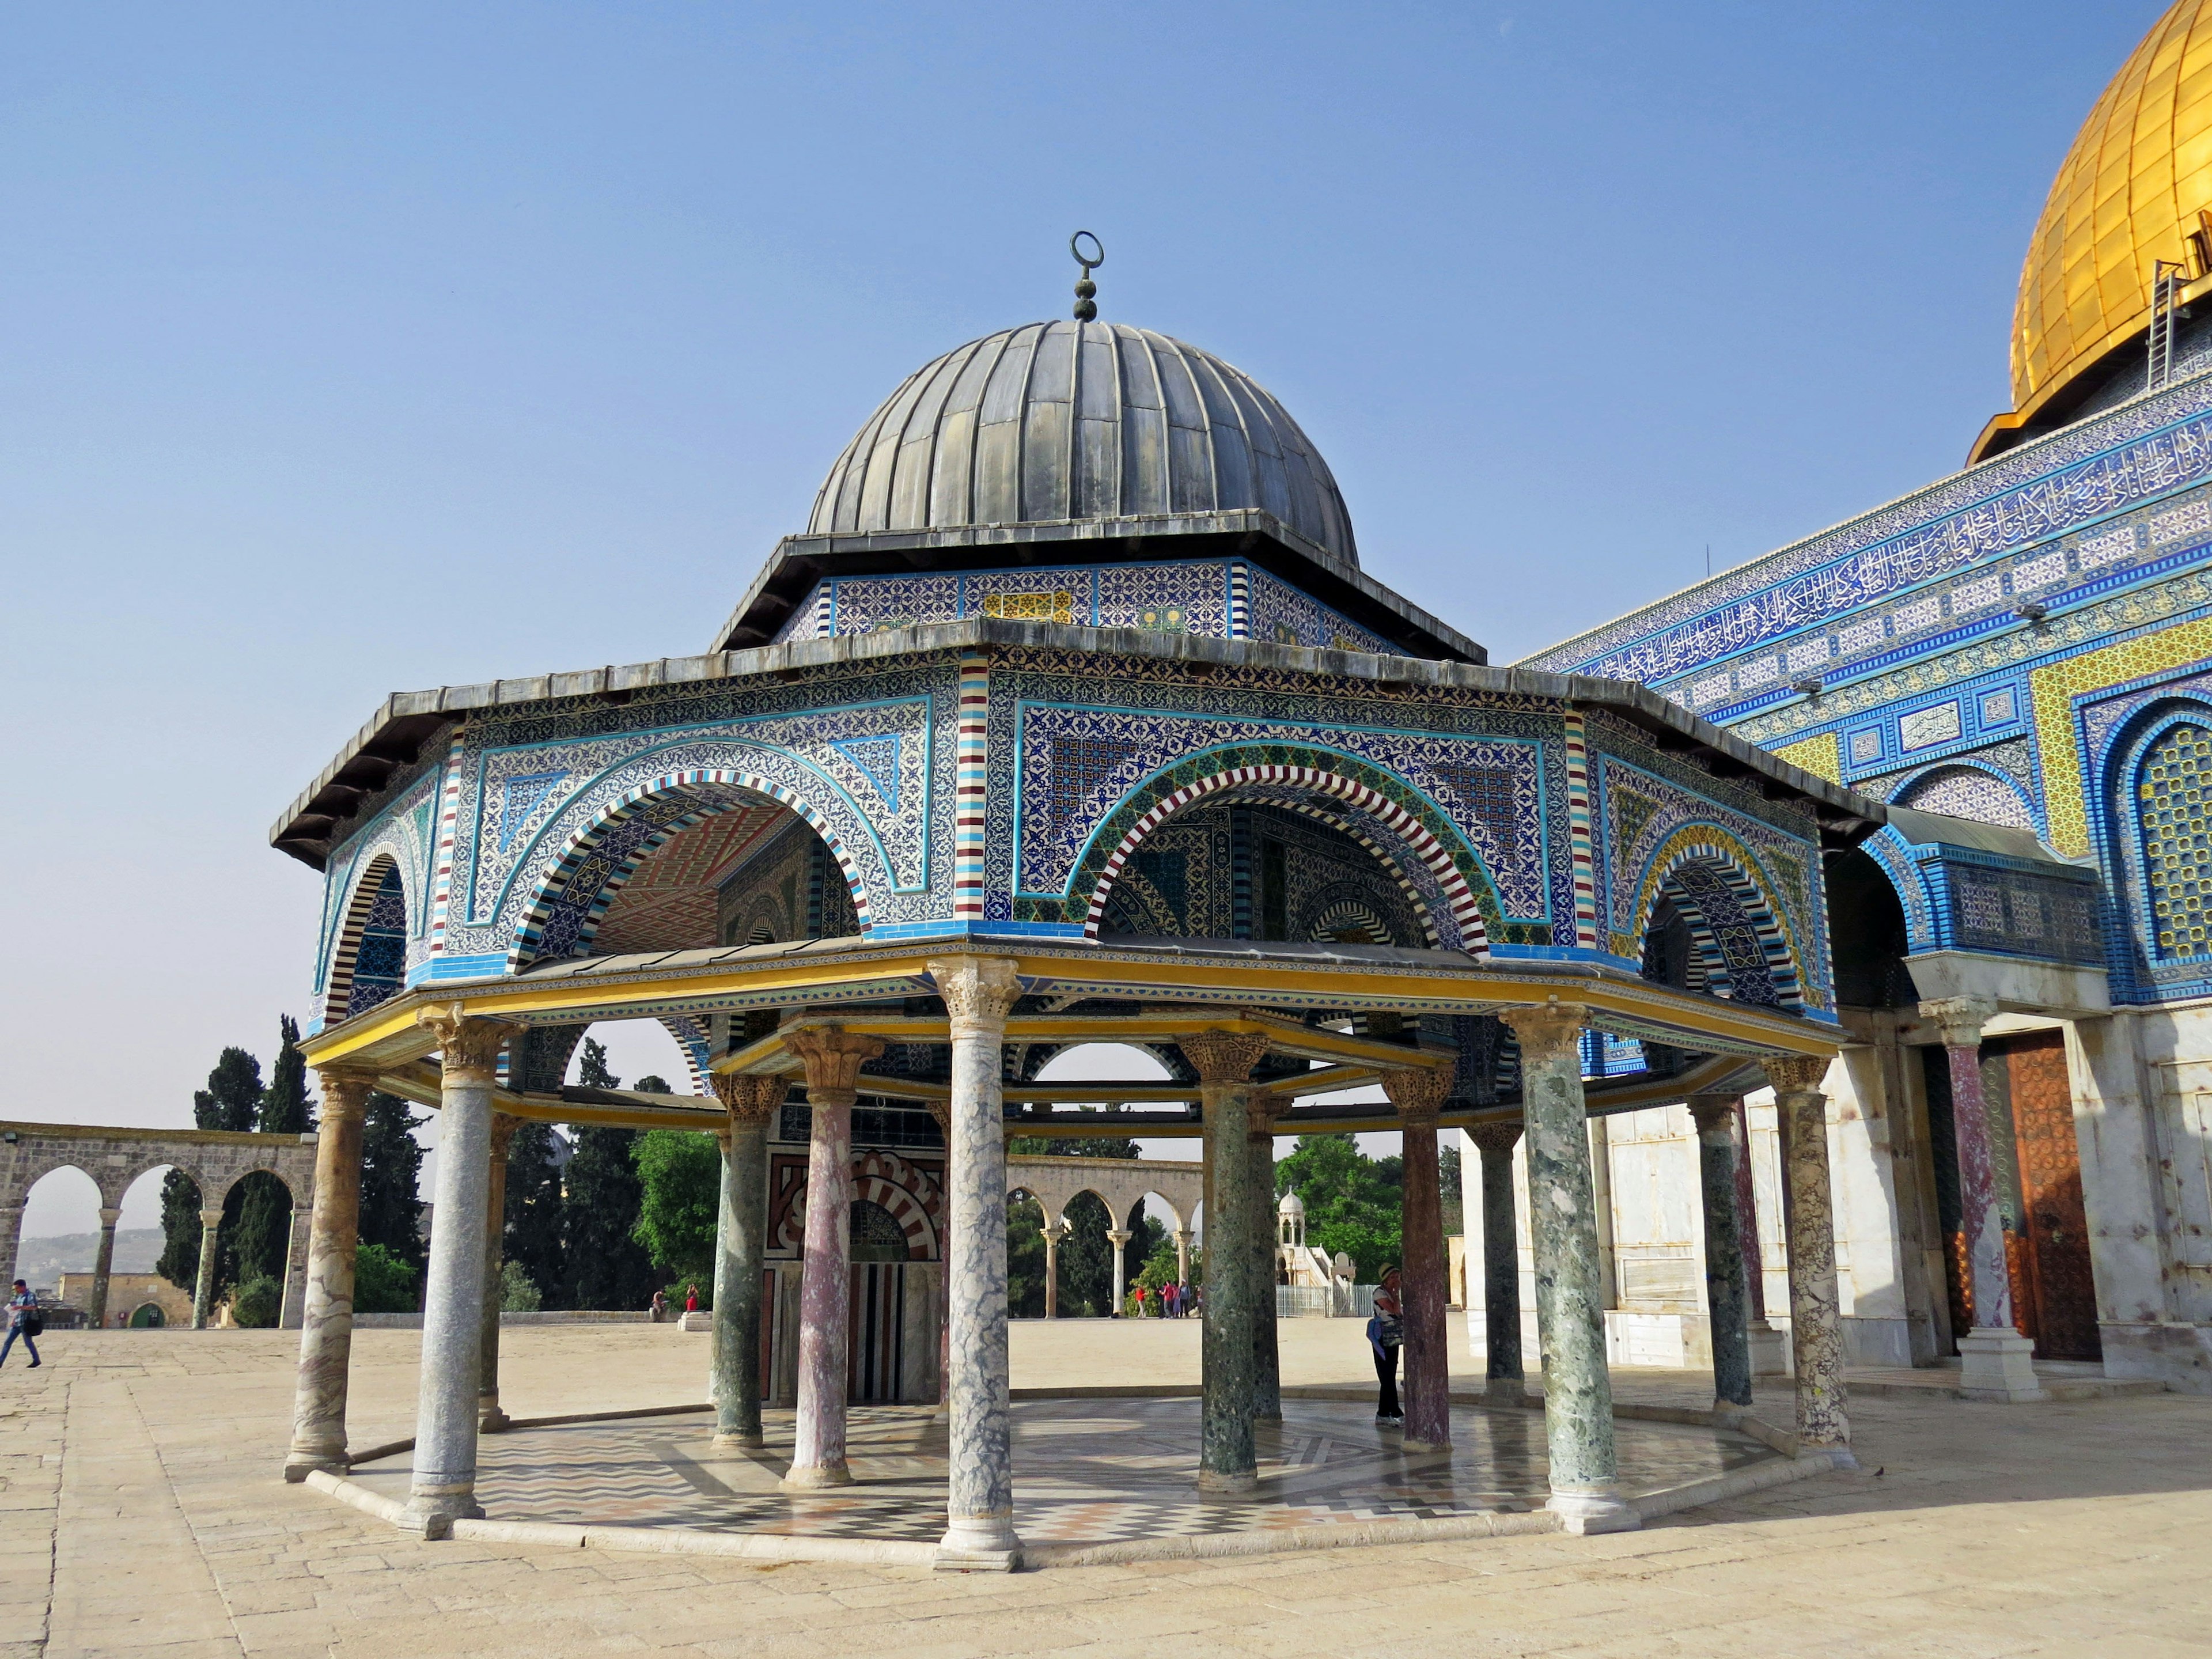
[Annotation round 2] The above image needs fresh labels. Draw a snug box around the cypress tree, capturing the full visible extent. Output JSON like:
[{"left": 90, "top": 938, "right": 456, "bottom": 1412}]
[
  {"left": 560, "top": 1040, "right": 656, "bottom": 1309},
  {"left": 358, "top": 1092, "right": 428, "bottom": 1276},
  {"left": 157, "top": 1046, "right": 264, "bottom": 1291},
  {"left": 503, "top": 1120, "right": 567, "bottom": 1307}
]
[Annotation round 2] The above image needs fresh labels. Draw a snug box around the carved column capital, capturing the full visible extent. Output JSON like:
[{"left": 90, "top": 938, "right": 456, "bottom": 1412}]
[
  {"left": 1178, "top": 1029, "right": 1271, "bottom": 1085},
  {"left": 1919, "top": 996, "right": 1999, "bottom": 1050},
  {"left": 1468, "top": 1122, "right": 1523, "bottom": 1157},
  {"left": 489, "top": 1113, "right": 524, "bottom": 1158},
  {"left": 1498, "top": 1000, "right": 1588, "bottom": 1064},
  {"left": 1381, "top": 1066, "right": 1452, "bottom": 1126},
  {"left": 927, "top": 957, "right": 1024, "bottom": 1036},
  {"left": 1685, "top": 1092, "right": 1743, "bottom": 1136},
  {"left": 1247, "top": 1092, "right": 1288, "bottom": 1146},
  {"left": 416, "top": 1005, "right": 514, "bottom": 1085},
  {"left": 785, "top": 1028, "right": 885, "bottom": 1109},
  {"left": 1762, "top": 1054, "right": 1832, "bottom": 1099},
  {"left": 198, "top": 1207, "right": 225, "bottom": 1228},
  {"left": 315, "top": 1070, "right": 376, "bottom": 1122},
  {"left": 711, "top": 1073, "right": 790, "bottom": 1127}
]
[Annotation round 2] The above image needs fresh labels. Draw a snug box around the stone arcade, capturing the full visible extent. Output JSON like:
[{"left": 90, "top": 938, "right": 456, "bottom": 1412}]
[{"left": 272, "top": 304, "right": 1910, "bottom": 1564}]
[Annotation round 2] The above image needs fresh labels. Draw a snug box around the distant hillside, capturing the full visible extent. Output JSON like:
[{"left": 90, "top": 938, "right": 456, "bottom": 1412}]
[{"left": 13, "top": 1229, "right": 167, "bottom": 1286}]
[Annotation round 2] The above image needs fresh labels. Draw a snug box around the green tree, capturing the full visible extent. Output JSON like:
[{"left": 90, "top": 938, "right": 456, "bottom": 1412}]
[
  {"left": 157, "top": 1047, "right": 264, "bottom": 1290},
  {"left": 1274, "top": 1133, "right": 1405, "bottom": 1279},
  {"left": 1006, "top": 1194, "right": 1048, "bottom": 1317},
  {"left": 498, "top": 1259, "right": 541, "bottom": 1312},
  {"left": 230, "top": 1276, "right": 281, "bottom": 1328},
  {"left": 503, "top": 1120, "right": 567, "bottom": 1307},
  {"left": 358, "top": 1092, "right": 427, "bottom": 1273},
  {"left": 562, "top": 1040, "right": 658, "bottom": 1309},
  {"left": 352, "top": 1242, "right": 420, "bottom": 1314},
  {"left": 1440, "top": 1141, "right": 1463, "bottom": 1237},
  {"left": 634, "top": 1074, "right": 672, "bottom": 1093},
  {"left": 631, "top": 1128, "right": 719, "bottom": 1286}
]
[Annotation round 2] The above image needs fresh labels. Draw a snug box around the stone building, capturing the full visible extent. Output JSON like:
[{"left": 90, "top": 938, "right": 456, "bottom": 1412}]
[{"left": 1518, "top": 0, "right": 2212, "bottom": 1395}]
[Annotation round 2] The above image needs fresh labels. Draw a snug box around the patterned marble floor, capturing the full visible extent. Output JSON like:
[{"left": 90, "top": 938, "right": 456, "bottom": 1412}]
[{"left": 347, "top": 1400, "right": 1775, "bottom": 1545}]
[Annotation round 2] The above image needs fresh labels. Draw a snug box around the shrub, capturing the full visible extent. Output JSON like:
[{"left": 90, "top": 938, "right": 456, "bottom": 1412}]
[
  {"left": 499, "top": 1259, "right": 541, "bottom": 1313},
  {"left": 229, "top": 1277, "right": 281, "bottom": 1328},
  {"left": 352, "top": 1243, "right": 420, "bottom": 1314}
]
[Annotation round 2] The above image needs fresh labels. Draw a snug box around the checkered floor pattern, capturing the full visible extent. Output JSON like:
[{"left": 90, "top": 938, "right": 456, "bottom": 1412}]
[{"left": 347, "top": 1399, "right": 1772, "bottom": 1545}]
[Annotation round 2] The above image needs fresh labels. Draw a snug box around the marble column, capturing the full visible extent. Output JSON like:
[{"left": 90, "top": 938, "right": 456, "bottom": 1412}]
[
  {"left": 476, "top": 1113, "right": 521, "bottom": 1433},
  {"left": 1733, "top": 1101, "right": 1767, "bottom": 1321},
  {"left": 783, "top": 1027, "right": 885, "bottom": 1491},
  {"left": 279, "top": 1202, "right": 313, "bottom": 1330},
  {"left": 1469, "top": 1124, "right": 1525, "bottom": 1403},
  {"left": 925, "top": 1100, "right": 952, "bottom": 1407},
  {"left": 400, "top": 1009, "right": 511, "bottom": 1536},
  {"left": 1764, "top": 1055, "right": 1853, "bottom": 1451},
  {"left": 1249, "top": 1104, "right": 1282, "bottom": 1422},
  {"left": 929, "top": 956, "right": 1025, "bottom": 1570},
  {"left": 1183, "top": 1028, "right": 1271, "bottom": 1494},
  {"left": 1384, "top": 1067, "right": 1454, "bottom": 1452},
  {"left": 1041, "top": 1215, "right": 1067, "bottom": 1319},
  {"left": 1500, "top": 1002, "right": 1635, "bottom": 1535},
  {"left": 1687, "top": 1094, "right": 1754, "bottom": 1411},
  {"left": 86, "top": 1207, "right": 120, "bottom": 1328},
  {"left": 285, "top": 1071, "right": 372, "bottom": 1479},
  {"left": 191, "top": 1206, "right": 225, "bottom": 1330},
  {"left": 1919, "top": 998, "right": 2043, "bottom": 1402},
  {"left": 1107, "top": 1228, "right": 1132, "bottom": 1316},
  {"left": 710, "top": 1074, "right": 784, "bottom": 1447},
  {"left": 1173, "top": 1227, "right": 1192, "bottom": 1289}
]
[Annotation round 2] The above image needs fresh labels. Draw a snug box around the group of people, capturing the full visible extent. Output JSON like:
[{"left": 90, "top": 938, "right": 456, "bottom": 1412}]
[{"left": 1126, "top": 1280, "right": 1196, "bottom": 1318}]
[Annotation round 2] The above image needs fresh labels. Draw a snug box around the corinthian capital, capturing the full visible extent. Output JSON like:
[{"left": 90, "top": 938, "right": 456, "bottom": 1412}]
[
  {"left": 1761, "top": 1054, "right": 1832, "bottom": 1098},
  {"left": 1178, "top": 1029, "right": 1271, "bottom": 1086},
  {"left": 1498, "top": 1000, "right": 1588, "bottom": 1065},
  {"left": 927, "top": 957, "right": 1024, "bottom": 1036},
  {"left": 785, "top": 1027, "right": 886, "bottom": 1108},
  {"left": 416, "top": 1005, "right": 513, "bottom": 1085},
  {"left": 1381, "top": 1066, "right": 1452, "bottom": 1125},
  {"left": 711, "top": 1072, "right": 790, "bottom": 1126},
  {"left": 315, "top": 1070, "right": 376, "bottom": 1123},
  {"left": 1918, "top": 996, "right": 1999, "bottom": 1050}
]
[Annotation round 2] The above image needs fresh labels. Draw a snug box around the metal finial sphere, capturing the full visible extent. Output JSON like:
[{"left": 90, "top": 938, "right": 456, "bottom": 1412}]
[{"left": 1070, "top": 230, "right": 1104, "bottom": 320}]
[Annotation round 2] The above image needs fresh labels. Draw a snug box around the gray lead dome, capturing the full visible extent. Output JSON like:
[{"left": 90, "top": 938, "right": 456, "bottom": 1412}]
[{"left": 809, "top": 320, "right": 1359, "bottom": 567}]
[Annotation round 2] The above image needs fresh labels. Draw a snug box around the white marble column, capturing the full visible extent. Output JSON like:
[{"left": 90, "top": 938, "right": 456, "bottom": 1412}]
[
  {"left": 285, "top": 1071, "right": 371, "bottom": 1480},
  {"left": 1107, "top": 1228, "right": 1132, "bottom": 1316},
  {"left": 87, "top": 1207, "right": 120, "bottom": 1328},
  {"left": 1501, "top": 1002, "right": 1636, "bottom": 1535},
  {"left": 1173, "top": 1227, "right": 1192, "bottom": 1290},
  {"left": 783, "top": 1027, "right": 885, "bottom": 1491},
  {"left": 400, "top": 1010, "right": 511, "bottom": 1536},
  {"left": 191, "top": 1206, "right": 225, "bottom": 1330},
  {"left": 1764, "top": 1055, "right": 1854, "bottom": 1451},
  {"left": 929, "top": 956, "right": 1025, "bottom": 1570},
  {"left": 1041, "top": 1215, "right": 1067, "bottom": 1319}
]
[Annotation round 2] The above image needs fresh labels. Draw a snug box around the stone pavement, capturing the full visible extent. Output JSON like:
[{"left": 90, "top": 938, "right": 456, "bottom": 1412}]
[{"left": 1, "top": 1320, "right": 2207, "bottom": 1657}]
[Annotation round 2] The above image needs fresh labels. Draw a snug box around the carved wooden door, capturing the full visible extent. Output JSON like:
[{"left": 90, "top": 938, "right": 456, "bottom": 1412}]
[{"left": 1994, "top": 1032, "right": 2102, "bottom": 1361}]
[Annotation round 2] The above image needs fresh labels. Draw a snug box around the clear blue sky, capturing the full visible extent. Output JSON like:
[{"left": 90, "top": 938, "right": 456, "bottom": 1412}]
[{"left": 0, "top": 3, "right": 2170, "bottom": 1223}]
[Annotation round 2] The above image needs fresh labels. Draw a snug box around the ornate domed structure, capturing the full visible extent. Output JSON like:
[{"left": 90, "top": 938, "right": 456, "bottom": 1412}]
[
  {"left": 808, "top": 320, "right": 1358, "bottom": 568},
  {"left": 1975, "top": 1, "right": 2212, "bottom": 459}
]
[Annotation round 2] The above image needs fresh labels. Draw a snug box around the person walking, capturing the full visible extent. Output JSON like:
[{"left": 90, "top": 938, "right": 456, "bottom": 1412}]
[
  {"left": 1, "top": 1281, "right": 41, "bottom": 1369},
  {"left": 1368, "top": 1267, "right": 1403, "bottom": 1425},
  {"left": 1162, "top": 1280, "right": 1178, "bottom": 1319}
]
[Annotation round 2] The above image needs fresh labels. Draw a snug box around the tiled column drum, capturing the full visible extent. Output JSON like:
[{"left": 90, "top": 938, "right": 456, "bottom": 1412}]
[
  {"left": 710, "top": 1075, "right": 785, "bottom": 1448},
  {"left": 1182, "top": 1028, "right": 1271, "bottom": 1494},
  {"left": 402, "top": 1010, "right": 512, "bottom": 1536},
  {"left": 1764, "top": 1056, "right": 1854, "bottom": 1452},
  {"left": 1383, "top": 1066, "right": 1453, "bottom": 1452},
  {"left": 929, "top": 957, "right": 1025, "bottom": 1570},
  {"left": 283, "top": 1070, "right": 372, "bottom": 1482},
  {"left": 1469, "top": 1124, "right": 1525, "bottom": 1403},
  {"left": 1499, "top": 1002, "right": 1637, "bottom": 1536},
  {"left": 1687, "top": 1094, "right": 1755, "bottom": 1411},
  {"left": 782, "top": 1028, "right": 885, "bottom": 1491},
  {"left": 1920, "top": 998, "right": 2046, "bottom": 1403}
]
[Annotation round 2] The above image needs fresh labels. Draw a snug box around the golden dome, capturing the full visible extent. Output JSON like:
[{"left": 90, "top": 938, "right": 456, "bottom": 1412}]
[{"left": 1975, "top": 1, "right": 2212, "bottom": 461}]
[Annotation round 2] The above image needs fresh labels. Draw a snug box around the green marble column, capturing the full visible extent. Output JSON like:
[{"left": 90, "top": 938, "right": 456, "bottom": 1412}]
[
  {"left": 1500, "top": 1002, "right": 1637, "bottom": 1536},
  {"left": 1687, "top": 1094, "right": 1753, "bottom": 1411},
  {"left": 1249, "top": 1108, "right": 1282, "bottom": 1423},
  {"left": 1469, "top": 1124, "right": 1525, "bottom": 1403},
  {"left": 710, "top": 1074, "right": 783, "bottom": 1447},
  {"left": 1184, "top": 1029, "right": 1271, "bottom": 1493}
]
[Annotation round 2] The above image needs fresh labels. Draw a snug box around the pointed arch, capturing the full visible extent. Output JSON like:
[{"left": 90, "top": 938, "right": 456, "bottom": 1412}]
[
  {"left": 508, "top": 772, "right": 873, "bottom": 970},
  {"left": 1889, "top": 762, "right": 2035, "bottom": 828},
  {"left": 325, "top": 854, "right": 410, "bottom": 1025},
  {"left": 1073, "top": 752, "right": 1501, "bottom": 953},
  {"left": 1627, "top": 824, "right": 1805, "bottom": 1010}
]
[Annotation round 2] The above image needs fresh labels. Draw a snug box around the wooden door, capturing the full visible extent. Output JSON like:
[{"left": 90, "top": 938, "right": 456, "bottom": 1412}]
[{"left": 1994, "top": 1032, "right": 2101, "bottom": 1361}]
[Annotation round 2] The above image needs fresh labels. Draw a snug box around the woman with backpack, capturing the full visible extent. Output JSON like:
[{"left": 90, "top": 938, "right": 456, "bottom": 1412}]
[{"left": 2, "top": 1280, "right": 41, "bottom": 1368}]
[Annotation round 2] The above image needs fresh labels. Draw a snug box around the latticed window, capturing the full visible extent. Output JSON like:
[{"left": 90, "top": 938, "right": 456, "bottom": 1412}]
[{"left": 2139, "top": 723, "right": 2212, "bottom": 957}]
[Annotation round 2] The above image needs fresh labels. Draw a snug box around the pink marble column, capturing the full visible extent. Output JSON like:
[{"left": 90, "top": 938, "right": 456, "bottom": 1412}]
[
  {"left": 1383, "top": 1066, "right": 1453, "bottom": 1453},
  {"left": 782, "top": 1027, "right": 884, "bottom": 1491}
]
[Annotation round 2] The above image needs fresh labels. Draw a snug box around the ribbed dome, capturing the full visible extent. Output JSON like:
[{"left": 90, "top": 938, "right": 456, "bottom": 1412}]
[
  {"left": 808, "top": 320, "right": 1358, "bottom": 567},
  {"left": 2012, "top": 1, "right": 2212, "bottom": 416}
]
